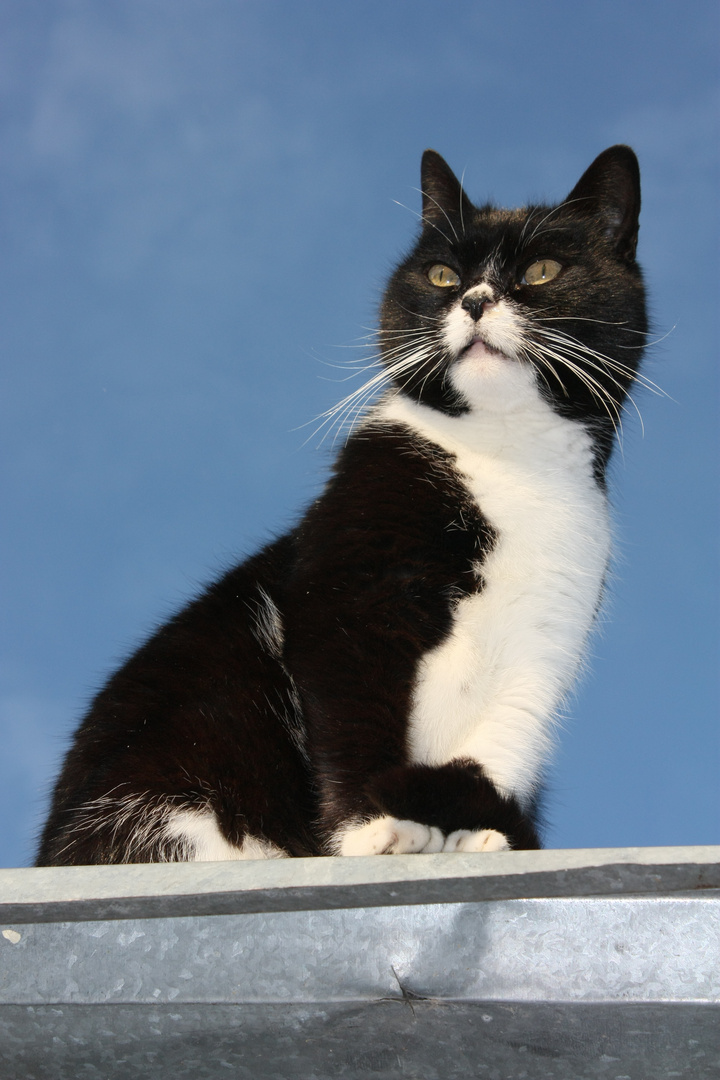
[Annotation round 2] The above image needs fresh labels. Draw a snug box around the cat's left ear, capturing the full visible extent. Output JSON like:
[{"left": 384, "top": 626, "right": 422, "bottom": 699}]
[
  {"left": 421, "top": 150, "right": 474, "bottom": 229},
  {"left": 565, "top": 145, "right": 641, "bottom": 261}
]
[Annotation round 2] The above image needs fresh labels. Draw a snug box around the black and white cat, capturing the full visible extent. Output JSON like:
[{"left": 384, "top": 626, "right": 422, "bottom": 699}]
[{"left": 37, "top": 146, "right": 648, "bottom": 865}]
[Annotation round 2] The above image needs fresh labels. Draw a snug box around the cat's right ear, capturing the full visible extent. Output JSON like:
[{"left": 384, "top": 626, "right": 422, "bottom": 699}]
[{"left": 421, "top": 150, "right": 473, "bottom": 229}]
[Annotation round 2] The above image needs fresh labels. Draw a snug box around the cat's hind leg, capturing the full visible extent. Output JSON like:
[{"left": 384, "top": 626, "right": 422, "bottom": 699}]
[
  {"left": 163, "top": 808, "right": 289, "bottom": 861},
  {"left": 38, "top": 787, "right": 293, "bottom": 864}
]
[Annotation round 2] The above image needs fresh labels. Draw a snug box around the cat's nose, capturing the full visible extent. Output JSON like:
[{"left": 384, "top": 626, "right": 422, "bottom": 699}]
[{"left": 461, "top": 295, "right": 492, "bottom": 321}]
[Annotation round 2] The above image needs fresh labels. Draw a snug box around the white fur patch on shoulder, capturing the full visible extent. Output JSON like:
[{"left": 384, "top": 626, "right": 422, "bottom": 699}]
[
  {"left": 334, "top": 815, "right": 444, "bottom": 856},
  {"left": 251, "top": 586, "right": 284, "bottom": 660},
  {"left": 442, "top": 829, "right": 510, "bottom": 853},
  {"left": 163, "top": 809, "right": 288, "bottom": 861}
]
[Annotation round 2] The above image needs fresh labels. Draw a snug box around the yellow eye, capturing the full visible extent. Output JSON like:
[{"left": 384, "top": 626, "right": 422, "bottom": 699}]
[
  {"left": 427, "top": 264, "right": 460, "bottom": 288},
  {"left": 522, "top": 259, "right": 562, "bottom": 286}
]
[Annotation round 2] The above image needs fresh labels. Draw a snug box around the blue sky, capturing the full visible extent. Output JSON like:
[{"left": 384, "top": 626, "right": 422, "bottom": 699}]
[{"left": 1, "top": 1, "right": 718, "bottom": 867}]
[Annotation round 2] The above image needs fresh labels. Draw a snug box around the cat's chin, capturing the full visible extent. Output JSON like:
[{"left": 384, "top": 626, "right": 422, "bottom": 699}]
[{"left": 451, "top": 342, "right": 539, "bottom": 414}]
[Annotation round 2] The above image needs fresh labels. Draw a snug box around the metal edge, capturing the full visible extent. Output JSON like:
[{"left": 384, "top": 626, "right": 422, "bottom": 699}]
[{"left": 1, "top": 846, "right": 718, "bottom": 924}]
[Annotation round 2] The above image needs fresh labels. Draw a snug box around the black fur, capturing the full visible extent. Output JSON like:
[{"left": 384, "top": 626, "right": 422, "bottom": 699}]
[
  {"left": 36, "top": 147, "right": 647, "bottom": 865},
  {"left": 367, "top": 761, "right": 541, "bottom": 849}
]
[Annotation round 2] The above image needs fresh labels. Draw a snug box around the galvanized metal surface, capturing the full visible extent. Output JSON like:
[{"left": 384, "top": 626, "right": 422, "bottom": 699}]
[
  {"left": 1, "top": 844, "right": 718, "bottom": 923},
  {"left": 1, "top": 847, "right": 718, "bottom": 1079},
  {"left": 1, "top": 1003, "right": 717, "bottom": 1080},
  {"left": 1, "top": 897, "right": 718, "bottom": 1006}
]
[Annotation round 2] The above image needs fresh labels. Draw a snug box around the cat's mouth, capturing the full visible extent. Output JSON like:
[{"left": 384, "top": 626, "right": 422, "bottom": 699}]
[{"left": 458, "top": 337, "right": 508, "bottom": 362}]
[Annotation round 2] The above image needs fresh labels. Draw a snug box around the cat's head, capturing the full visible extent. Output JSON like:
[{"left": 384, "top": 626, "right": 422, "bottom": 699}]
[{"left": 380, "top": 147, "right": 648, "bottom": 457}]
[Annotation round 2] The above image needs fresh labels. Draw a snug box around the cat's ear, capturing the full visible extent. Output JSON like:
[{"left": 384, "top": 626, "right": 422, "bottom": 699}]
[
  {"left": 421, "top": 150, "right": 473, "bottom": 229},
  {"left": 565, "top": 145, "right": 641, "bottom": 260}
]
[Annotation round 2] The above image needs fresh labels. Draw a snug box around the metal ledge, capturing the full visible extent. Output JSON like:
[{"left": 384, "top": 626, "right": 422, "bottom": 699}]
[
  {"left": 1, "top": 844, "right": 718, "bottom": 923},
  {"left": 1, "top": 847, "right": 719, "bottom": 1079}
]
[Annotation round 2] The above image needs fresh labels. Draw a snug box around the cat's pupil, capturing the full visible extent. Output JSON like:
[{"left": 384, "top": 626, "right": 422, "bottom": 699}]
[
  {"left": 523, "top": 259, "right": 562, "bottom": 286},
  {"left": 427, "top": 264, "right": 460, "bottom": 288}
]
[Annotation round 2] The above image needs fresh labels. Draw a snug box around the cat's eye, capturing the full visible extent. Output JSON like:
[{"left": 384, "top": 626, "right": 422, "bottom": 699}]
[
  {"left": 521, "top": 259, "right": 562, "bottom": 286},
  {"left": 427, "top": 264, "right": 460, "bottom": 288}
]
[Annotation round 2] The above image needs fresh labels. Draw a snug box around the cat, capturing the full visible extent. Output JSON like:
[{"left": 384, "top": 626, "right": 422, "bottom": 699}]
[{"left": 36, "top": 145, "right": 648, "bottom": 865}]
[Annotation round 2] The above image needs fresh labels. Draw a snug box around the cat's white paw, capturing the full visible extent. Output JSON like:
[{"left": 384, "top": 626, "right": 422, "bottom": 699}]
[
  {"left": 337, "top": 815, "right": 444, "bottom": 856},
  {"left": 442, "top": 828, "right": 510, "bottom": 853}
]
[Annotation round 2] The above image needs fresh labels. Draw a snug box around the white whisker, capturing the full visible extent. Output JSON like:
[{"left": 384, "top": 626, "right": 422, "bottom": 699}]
[
  {"left": 413, "top": 186, "right": 460, "bottom": 242},
  {"left": 533, "top": 325, "right": 666, "bottom": 400},
  {"left": 392, "top": 199, "right": 454, "bottom": 245},
  {"left": 299, "top": 327, "right": 443, "bottom": 447}
]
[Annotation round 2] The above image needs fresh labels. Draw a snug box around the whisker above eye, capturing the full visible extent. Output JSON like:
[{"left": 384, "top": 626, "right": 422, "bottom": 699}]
[
  {"left": 392, "top": 199, "right": 454, "bottom": 246},
  {"left": 412, "top": 187, "right": 461, "bottom": 243}
]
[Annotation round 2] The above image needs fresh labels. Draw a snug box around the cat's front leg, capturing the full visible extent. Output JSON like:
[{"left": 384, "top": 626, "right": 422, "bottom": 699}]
[
  {"left": 441, "top": 828, "right": 511, "bottom": 853},
  {"left": 334, "top": 815, "right": 445, "bottom": 856},
  {"left": 334, "top": 815, "right": 508, "bottom": 855},
  {"left": 360, "top": 758, "right": 541, "bottom": 852}
]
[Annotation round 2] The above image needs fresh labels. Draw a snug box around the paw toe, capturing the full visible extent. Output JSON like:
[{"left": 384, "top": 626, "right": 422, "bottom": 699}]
[
  {"left": 443, "top": 828, "right": 510, "bottom": 853},
  {"left": 338, "top": 816, "right": 443, "bottom": 856}
]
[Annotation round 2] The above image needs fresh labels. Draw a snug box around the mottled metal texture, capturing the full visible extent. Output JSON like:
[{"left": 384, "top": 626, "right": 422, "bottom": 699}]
[
  {"left": 1, "top": 848, "right": 718, "bottom": 1079},
  {"left": 2, "top": 844, "right": 719, "bottom": 923}
]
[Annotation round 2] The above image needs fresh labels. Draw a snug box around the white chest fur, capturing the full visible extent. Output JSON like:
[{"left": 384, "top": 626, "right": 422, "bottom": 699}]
[{"left": 374, "top": 391, "right": 611, "bottom": 806}]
